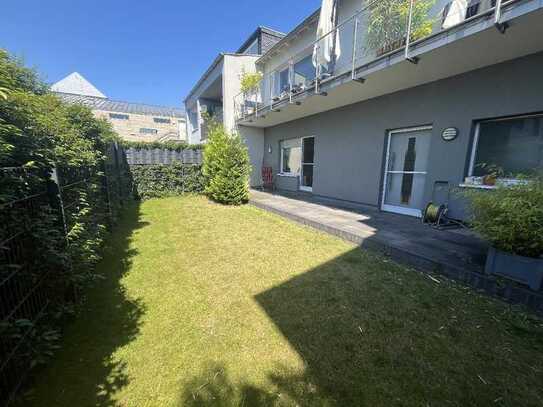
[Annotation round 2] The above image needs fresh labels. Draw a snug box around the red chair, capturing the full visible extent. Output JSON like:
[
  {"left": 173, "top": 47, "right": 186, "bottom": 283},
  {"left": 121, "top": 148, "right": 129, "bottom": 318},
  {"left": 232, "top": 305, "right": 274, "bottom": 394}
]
[{"left": 261, "top": 166, "right": 275, "bottom": 191}]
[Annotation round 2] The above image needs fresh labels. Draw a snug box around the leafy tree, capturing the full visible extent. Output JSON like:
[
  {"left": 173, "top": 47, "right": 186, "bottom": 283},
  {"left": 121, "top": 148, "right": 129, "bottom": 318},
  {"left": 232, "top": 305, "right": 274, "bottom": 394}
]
[{"left": 203, "top": 121, "right": 251, "bottom": 205}]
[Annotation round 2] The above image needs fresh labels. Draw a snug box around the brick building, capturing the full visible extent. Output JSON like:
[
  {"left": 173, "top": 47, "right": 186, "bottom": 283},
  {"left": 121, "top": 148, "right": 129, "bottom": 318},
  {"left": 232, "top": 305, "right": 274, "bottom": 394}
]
[{"left": 52, "top": 72, "right": 186, "bottom": 142}]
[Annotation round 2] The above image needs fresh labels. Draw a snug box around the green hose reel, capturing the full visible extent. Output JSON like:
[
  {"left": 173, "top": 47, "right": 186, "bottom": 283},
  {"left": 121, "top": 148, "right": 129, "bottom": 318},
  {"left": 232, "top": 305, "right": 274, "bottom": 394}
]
[{"left": 422, "top": 202, "right": 447, "bottom": 225}]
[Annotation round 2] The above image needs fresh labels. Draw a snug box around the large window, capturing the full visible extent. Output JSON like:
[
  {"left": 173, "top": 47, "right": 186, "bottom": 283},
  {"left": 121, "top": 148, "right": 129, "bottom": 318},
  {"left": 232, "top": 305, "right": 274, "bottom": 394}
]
[
  {"left": 273, "top": 67, "right": 291, "bottom": 97},
  {"left": 154, "top": 117, "right": 171, "bottom": 124},
  {"left": 470, "top": 114, "right": 543, "bottom": 178},
  {"left": 139, "top": 128, "right": 158, "bottom": 135},
  {"left": 109, "top": 113, "right": 129, "bottom": 120},
  {"left": 280, "top": 138, "right": 302, "bottom": 175},
  {"left": 188, "top": 110, "right": 199, "bottom": 131},
  {"left": 293, "top": 55, "right": 316, "bottom": 88},
  {"left": 243, "top": 39, "right": 259, "bottom": 55}
]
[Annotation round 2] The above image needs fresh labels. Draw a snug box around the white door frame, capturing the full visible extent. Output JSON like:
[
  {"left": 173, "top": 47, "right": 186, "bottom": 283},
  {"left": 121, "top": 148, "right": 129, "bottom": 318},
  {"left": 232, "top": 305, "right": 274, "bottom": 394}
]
[
  {"left": 381, "top": 126, "right": 432, "bottom": 217},
  {"left": 300, "top": 136, "right": 315, "bottom": 192}
]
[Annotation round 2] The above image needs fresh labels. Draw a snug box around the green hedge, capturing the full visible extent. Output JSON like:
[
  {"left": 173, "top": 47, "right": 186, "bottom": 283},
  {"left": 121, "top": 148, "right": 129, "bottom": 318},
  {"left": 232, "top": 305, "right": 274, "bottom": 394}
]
[
  {"left": 0, "top": 48, "right": 129, "bottom": 396},
  {"left": 130, "top": 163, "right": 205, "bottom": 200}
]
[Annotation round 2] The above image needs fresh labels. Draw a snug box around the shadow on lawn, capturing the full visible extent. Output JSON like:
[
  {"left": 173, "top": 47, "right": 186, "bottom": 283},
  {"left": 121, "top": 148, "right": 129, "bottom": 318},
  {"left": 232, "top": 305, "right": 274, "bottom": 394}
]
[
  {"left": 252, "top": 249, "right": 543, "bottom": 406},
  {"left": 178, "top": 247, "right": 542, "bottom": 406},
  {"left": 28, "top": 202, "right": 148, "bottom": 407},
  {"left": 179, "top": 363, "right": 333, "bottom": 407}
]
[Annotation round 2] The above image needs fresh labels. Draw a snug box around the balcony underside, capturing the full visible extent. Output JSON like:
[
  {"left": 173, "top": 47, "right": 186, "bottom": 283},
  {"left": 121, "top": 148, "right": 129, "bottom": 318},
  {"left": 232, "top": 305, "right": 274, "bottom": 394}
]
[{"left": 239, "top": 0, "right": 543, "bottom": 128}]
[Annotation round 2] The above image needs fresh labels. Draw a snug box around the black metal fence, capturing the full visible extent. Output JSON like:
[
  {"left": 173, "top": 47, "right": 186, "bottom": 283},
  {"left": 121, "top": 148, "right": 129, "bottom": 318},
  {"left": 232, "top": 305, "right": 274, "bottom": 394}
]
[{"left": 0, "top": 143, "right": 131, "bottom": 405}]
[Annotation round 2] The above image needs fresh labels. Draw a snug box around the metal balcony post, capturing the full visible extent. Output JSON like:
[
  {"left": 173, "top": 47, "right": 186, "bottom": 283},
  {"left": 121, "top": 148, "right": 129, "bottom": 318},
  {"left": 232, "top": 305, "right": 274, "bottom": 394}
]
[
  {"left": 315, "top": 43, "right": 320, "bottom": 94},
  {"left": 256, "top": 89, "right": 259, "bottom": 117},
  {"left": 351, "top": 17, "right": 365, "bottom": 83},
  {"left": 494, "top": 0, "right": 508, "bottom": 33},
  {"left": 289, "top": 60, "right": 293, "bottom": 104},
  {"left": 404, "top": 0, "right": 419, "bottom": 64}
]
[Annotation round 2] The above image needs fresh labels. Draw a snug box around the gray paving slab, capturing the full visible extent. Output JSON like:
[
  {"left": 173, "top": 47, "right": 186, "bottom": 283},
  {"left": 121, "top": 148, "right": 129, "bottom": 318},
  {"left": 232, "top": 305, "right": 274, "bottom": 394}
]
[{"left": 250, "top": 189, "right": 488, "bottom": 275}]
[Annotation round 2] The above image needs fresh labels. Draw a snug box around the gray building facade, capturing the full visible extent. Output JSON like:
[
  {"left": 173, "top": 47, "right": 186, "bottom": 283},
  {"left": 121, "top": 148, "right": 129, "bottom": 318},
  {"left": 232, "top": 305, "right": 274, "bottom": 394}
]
[
  {"left": 262, "top": 51, "right": 543, "bottom": 218},
  {"left": 234, "top": 0, "right": 543, "bottom": 219}
]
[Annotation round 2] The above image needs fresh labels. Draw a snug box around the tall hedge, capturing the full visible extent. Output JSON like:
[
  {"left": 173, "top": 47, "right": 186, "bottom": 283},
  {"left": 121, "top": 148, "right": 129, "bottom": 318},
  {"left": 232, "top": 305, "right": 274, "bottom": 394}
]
[
  {"left": 202, "top": 122, "right": 251, "bottom": 205},
  {"left": 0, "top": 48, "right": 124, "bottom": 391},
  {"left": 130, "top": 163, "right": 205, "bottom": 200}
]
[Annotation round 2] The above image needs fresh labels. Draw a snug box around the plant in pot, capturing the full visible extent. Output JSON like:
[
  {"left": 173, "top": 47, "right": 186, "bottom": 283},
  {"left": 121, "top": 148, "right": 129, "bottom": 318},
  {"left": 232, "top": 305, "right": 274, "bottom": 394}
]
[
  {"left": 240, "top": 70, "right": 263, "bottom": 115},
  {"left": 366, "top": 0, "right": 435, "bottom": 57},
  {"left": 240, "top": 70, "right": 263, "bottom": 96},
  {"left": 476, "top": 163, "right": 505, "bottom": 186},
  {"left": 466, "top": 174, "right": 543, "bottom": 290}
]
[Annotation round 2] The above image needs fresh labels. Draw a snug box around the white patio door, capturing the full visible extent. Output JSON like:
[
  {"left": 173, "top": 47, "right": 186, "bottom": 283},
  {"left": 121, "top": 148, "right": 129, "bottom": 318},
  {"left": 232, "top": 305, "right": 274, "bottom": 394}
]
[
  {"left": 382, "top": 127, "right": 432, "bottom": 217},
  {"left": 300, "top": 136, "right": 314, "bottom": 192}
]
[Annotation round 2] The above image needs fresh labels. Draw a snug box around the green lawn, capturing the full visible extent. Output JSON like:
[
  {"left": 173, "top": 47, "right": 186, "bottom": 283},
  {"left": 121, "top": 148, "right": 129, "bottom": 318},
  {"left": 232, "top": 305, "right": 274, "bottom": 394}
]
[{"left": 29, "top": 196, "right": 543, "bottom": 406}]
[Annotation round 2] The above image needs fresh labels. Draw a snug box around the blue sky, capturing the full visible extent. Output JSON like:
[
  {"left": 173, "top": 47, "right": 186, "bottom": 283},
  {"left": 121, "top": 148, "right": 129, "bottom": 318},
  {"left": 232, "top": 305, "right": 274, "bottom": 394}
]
[{"left": 0, "top": 0, "right": 320, "bottom": 108}]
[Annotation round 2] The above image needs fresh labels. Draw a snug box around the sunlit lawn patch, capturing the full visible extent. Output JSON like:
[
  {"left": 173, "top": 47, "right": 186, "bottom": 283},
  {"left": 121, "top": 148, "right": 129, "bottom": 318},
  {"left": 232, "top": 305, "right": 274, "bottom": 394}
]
[{"left": 29, "top": 196, "right": 543, "bottom": 407}]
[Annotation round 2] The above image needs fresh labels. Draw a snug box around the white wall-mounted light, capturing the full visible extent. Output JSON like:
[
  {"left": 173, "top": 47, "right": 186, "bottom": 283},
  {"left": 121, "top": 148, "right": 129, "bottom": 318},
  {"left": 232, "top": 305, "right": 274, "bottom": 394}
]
[{"left": 268, "top": 145, "right": 272, "bottom": 154}]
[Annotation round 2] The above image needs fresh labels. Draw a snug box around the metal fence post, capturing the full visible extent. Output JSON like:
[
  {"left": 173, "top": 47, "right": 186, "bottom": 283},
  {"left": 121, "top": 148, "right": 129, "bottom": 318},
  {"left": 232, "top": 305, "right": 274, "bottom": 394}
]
[
  {"left": 100, "top": 153, "right": 113, "bottom": 223},
  {"left": 113, "top": 142, "right": 124, "bottom": 207},
  {"left": 47, "top": 165, "right": 68, "bottom": 236}
]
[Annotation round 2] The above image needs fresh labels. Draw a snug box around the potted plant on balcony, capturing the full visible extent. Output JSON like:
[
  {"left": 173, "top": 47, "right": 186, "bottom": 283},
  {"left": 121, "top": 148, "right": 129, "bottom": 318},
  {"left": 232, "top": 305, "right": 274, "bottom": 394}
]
[
  {"left": 240, "top": 70, "right": 263, "bottom": 96},
  {"left": 466, "top": 174, "right": 543, "bottom": 290},
  {"left": 366, "top": 0, "right": 436, "bottom": 57},
  {"left": 240, "top": 70, "right": 263, "bottom": 116}
]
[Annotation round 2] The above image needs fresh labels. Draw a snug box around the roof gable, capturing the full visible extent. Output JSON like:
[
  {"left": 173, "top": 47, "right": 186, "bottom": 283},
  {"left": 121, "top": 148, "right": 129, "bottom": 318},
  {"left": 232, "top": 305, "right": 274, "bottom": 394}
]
[{"left": 51, "top": 72, "right": 107, "bottom": 98}]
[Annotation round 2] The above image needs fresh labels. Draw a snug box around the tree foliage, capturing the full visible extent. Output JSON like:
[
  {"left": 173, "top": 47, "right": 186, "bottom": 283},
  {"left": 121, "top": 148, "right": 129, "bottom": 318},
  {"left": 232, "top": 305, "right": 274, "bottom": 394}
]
[
  {"left": 202, "top": 121, "right": 251, "bottom": 205},
  {"left": 0, "top": 48, "right": 126, "bottom": 387},
  {"left": 0, "top": 49, "right": 117, "bottom": 171}
]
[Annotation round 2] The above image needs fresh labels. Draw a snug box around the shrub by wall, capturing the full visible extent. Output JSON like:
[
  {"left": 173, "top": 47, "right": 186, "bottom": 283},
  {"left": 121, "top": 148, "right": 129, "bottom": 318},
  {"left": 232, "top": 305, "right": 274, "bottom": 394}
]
[
  {"left": 130, "top": 163, "right": 205, "bottom": 200},
  {"left": 466, "top": 176, "right": 543, "bottom": 258},
  {"left": 203, "top": 122, "right": 251, "bottom": 205}
]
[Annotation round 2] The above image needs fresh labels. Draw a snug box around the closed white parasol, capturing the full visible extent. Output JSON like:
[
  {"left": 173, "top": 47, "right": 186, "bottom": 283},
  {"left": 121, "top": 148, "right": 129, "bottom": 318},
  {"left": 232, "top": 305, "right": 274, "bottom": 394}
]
[
  {"left": 442, "top": 0, "right": 468, "bottom": 29},
  {"left": 312, "top": 0, "right": 341, "bottom": 71}
]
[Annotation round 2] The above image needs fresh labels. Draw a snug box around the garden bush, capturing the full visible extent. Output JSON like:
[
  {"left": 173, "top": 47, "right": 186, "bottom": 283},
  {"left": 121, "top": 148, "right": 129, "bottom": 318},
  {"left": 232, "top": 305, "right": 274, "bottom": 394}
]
[
  {"left": 466, "top": 176, "right": 543, "bottom": 258},
  {"left": 202, "top": 121, "right": 251, "bottom": 205},
  {"left": 0, "top": 48, "right": 124, "bottom": 393},
  {"left": 130, "top": 163, "right": 205, "bottom": 200}
]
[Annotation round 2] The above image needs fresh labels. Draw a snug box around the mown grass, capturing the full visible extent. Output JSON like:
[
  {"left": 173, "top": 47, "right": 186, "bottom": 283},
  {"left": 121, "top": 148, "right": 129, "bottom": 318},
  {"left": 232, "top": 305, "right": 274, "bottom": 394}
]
[{"left": 28, "top": 196, "right": 543, "bottom": 406}]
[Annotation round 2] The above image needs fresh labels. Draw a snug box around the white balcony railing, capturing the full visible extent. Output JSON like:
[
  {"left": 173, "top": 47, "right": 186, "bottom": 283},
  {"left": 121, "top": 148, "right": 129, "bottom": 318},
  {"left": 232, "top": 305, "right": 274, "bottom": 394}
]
[{"left": 234, "top": 0, "right": 515, "bottom": 123}]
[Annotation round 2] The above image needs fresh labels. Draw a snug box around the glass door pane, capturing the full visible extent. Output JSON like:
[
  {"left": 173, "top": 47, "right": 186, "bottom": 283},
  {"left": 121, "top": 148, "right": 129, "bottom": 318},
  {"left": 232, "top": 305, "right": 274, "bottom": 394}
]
[
  {"left": 383, "top": 128, "right": 431, "bottom": 216},
  {"left": 302, "top": 164, "right": 314, "bottom": 188},
  {"left": 301, "top": 137, "right": 315, "bottom": 190}
]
